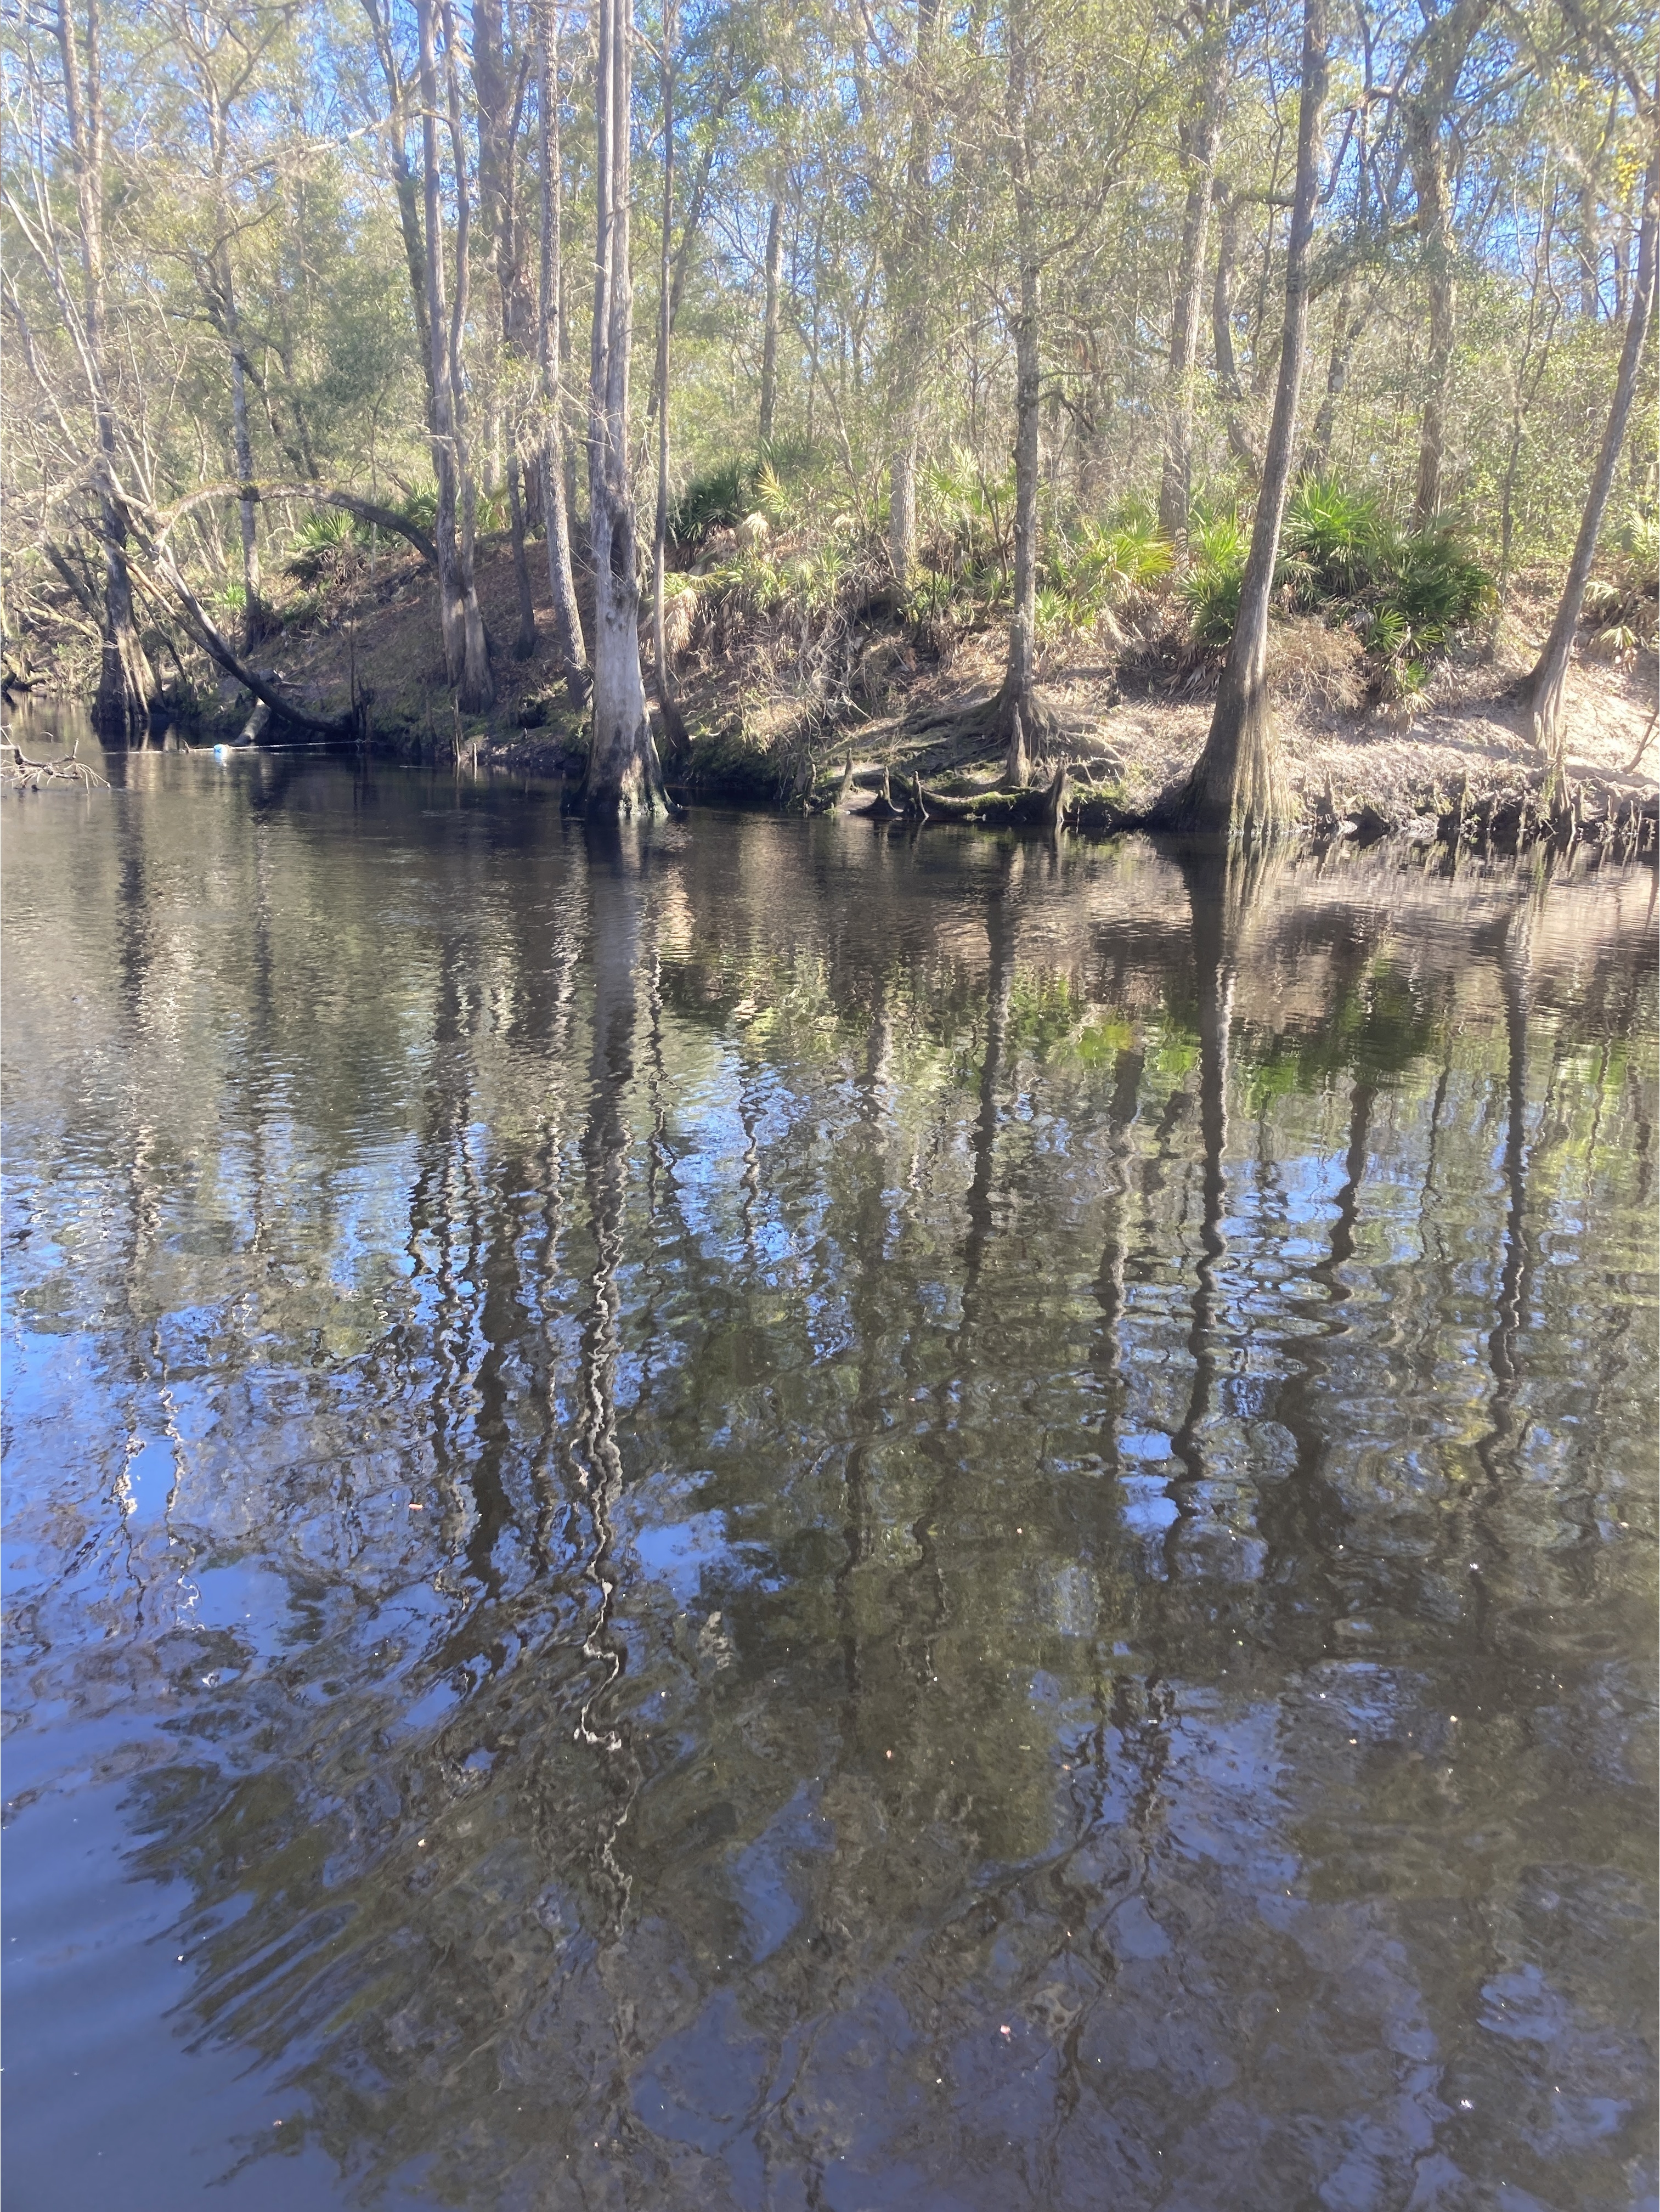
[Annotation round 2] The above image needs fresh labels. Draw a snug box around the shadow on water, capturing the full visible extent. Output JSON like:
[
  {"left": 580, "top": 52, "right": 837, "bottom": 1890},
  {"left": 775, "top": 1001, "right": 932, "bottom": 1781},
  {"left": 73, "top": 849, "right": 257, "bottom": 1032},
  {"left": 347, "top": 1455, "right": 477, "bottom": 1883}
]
[{"left": 2, "top": 760, "right": 1656, "bottom": 2211}]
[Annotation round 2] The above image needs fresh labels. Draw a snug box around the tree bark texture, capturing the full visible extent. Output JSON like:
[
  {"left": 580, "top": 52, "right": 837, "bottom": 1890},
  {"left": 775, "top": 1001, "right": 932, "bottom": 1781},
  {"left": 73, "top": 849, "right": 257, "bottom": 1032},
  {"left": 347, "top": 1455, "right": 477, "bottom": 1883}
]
[
  {"left": 58, "top": 0, "right": 154, "bottom": 741},
  {"left": 1405, "top": 0, "right": 1493, "bottom": 524},
  {"left": 1158, "top": 0, "right": 1232, "bottom": 538},
  {"left": 361, "top": 0, "right": 435, "bottom": 427},
  {"left": 414, "top": 0, "right": 493, "bottom": 710},
  {"left": 1211, "top": 189, "right": 1261, "bottom": 477},
  {"left": 189, "top": 42, "right": 269, "bottom": 651},
  {"left": 415, "top": 0, "right": 463, "bottom": 682},
  {"left": 473, "top": 0, "right": 538, "bottom": 659},
  {"left": 1521, "top": 119, "right": 1658, "bottom": 766},
  {"left": 885, "top": 0, "right": 941, "bottom": 586},
  {"left": 1175, "top": 0, "right": 1328, "bottom": 839},
  {"left": 996, "top": 0, "right": 1040, "bottom": 750},
  {"left": 585, "top": 0, "right": 658, "bottom": 815},
  {"left": 537, "top": 0, "right": 589, "bottom": 696},
  {"left": 652, "top": 4, "right": 688, "bottom": 756},
  {"left": 759, "top": 198, "right": 783, "bottom": 445},
  {"left": 439, "top": 0, "right": 494, "bottom": 709}
]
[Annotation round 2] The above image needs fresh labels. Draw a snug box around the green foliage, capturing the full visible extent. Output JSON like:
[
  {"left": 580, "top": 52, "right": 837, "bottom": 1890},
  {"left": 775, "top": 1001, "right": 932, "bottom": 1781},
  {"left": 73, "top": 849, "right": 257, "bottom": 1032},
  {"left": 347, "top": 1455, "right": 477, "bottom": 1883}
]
[
  {"left": 1368, "top": 526, "right": 1494, "bottom": 653},
  {"left": 1047, "top": 511, "right": 1174, "bottom": 630},
  {"left": 1612, "top": 504, "right": 1659, "bottom": 584},
  {"left": 1182, "top": 481, "right": 1493, "bottom": 674},
  {"left": 1182, "top": 514, "right": 1249, "bottom": 647},
  {"left": 1582, "top": 506, "right": 1659, "bottom": 660},
  {"left": 284, "top": 507, "right": 361, "bottom": 584},
  {"left": 907, "top": 567, "right": 957, "bottom": 621},
  {"left": 752, "top": 461, "right": 793, "bottom": 527},
  {"left": 670, "top": 459, "right": 757, "bottom": 545},
  {"left": 1281, "top": 475, "right": 1381, "bottom": 601},
  {"left": 395, "top": 484, "right": 439, "bottom": 534},
  {"left": 475, "top": 488, "right": 511, "bottom": 535},
  {"left": 1034, "top": 585, "right": 1077, "bottom": 641},
  {"left": 921, "top": 449, "right": 1014, "bottom": 577}
]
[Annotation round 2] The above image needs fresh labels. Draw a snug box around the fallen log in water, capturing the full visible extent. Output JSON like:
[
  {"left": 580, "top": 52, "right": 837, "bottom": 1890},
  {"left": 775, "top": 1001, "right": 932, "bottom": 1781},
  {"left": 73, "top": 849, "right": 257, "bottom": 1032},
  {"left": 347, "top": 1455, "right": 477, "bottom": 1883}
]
[{"left": 913, "top": 761, "right": 1072, "bottom": 829}]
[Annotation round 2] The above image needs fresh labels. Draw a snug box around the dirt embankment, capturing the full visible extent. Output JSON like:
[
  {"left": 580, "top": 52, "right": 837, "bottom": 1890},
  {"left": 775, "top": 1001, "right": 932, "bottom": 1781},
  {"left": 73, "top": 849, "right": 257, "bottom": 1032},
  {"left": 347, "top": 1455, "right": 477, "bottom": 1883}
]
[{"left": 18, "top": 531, "right": 1658, "bottom": 855}]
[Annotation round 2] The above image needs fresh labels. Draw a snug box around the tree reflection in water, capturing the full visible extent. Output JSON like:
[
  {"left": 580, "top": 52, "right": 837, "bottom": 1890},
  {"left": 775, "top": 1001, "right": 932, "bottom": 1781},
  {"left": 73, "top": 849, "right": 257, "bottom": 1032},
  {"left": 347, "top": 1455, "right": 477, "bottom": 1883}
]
[{"left": 3, "top": 759, "right": 1655, "bottom": 2211}]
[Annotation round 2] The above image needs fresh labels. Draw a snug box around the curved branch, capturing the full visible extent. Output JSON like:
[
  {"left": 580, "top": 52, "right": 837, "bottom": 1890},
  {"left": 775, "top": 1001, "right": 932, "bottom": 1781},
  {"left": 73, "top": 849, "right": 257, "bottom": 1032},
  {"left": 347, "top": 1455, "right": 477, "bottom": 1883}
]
[
  {"left": 125, "top": 546, "right": 355, "bottom": 740},
  {"left": 151, "top": 481, "right": 439, "bottom": 571}
]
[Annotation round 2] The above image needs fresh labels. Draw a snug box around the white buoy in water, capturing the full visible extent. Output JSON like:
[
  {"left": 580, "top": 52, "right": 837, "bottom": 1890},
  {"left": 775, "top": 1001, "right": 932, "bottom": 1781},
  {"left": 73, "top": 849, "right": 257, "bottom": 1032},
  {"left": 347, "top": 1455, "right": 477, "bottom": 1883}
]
[{"left": 212, "top": 743, "right": 230, "bottom": 758}]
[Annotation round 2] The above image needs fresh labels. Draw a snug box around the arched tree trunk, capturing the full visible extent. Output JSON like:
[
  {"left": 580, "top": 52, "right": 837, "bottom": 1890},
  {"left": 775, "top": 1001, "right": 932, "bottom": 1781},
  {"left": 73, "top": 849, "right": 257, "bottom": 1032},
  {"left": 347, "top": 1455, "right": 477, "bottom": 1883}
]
[
  {"left": 1158, "top": 0, "right": 1232, "bottom": 539},
  {"left": 585, "top": 0, "right": 660, "bottom": 815},
  {"left": 1520, "top": 117, "right": 1658, "bottom": 770},
  {"left": 1169, "top": 0, "right": 1328, "bottom": 840},
  {"left": 537, "top": 0, "right": 590, "bottom": 699}
]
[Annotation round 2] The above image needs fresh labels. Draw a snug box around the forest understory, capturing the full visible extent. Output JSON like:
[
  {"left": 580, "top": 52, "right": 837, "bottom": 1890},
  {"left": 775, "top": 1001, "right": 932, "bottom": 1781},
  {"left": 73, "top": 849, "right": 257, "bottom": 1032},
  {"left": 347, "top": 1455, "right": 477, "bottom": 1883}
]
[{"left": 12, "top": 512, "right": 1653, "bottom": 859}]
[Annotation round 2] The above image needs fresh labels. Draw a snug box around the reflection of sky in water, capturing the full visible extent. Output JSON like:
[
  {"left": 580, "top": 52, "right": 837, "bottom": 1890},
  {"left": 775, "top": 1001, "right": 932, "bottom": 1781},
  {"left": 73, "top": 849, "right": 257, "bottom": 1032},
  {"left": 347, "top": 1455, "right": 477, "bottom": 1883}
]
[{"left": 2, "top": 748, "right": 1654, "bottom": 2211}]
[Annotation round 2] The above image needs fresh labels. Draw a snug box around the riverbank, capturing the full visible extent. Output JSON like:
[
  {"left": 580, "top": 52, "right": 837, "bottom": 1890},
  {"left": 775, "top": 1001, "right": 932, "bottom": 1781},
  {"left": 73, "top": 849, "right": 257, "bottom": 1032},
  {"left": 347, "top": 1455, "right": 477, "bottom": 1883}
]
[{"left": 11, "top": 529, "right": 1657, "bottom": 851}]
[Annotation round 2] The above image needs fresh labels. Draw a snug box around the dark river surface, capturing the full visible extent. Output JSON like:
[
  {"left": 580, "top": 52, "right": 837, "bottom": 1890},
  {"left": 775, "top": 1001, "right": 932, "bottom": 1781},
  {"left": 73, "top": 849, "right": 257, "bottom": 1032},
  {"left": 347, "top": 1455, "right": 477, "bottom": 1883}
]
[{"left": 3, "top": 725, "right": 1656, "bottom": 2211}]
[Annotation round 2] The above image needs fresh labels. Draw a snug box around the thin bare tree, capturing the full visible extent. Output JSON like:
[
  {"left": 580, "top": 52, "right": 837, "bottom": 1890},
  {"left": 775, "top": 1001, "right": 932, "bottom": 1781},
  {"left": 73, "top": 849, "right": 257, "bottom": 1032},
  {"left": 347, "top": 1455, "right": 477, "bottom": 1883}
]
[
  {"left": 537, "top": 0, "right": 590, "bottom": 697},
  {"left": 1520, "top": 103, "right": 1658, "bottom": 769},
  {"left": 1168, "top": 0, "right": 1329, "bottom": 838},
  {"left": 584, "top": 0, "right": 659, "bottom": 812}
]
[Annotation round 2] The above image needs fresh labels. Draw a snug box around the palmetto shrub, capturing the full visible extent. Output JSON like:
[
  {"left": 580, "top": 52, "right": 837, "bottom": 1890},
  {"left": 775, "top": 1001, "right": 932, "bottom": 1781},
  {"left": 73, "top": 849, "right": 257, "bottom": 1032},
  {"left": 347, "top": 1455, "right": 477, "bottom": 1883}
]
[
  {"left": 1182, "top": 514, "right": 1250, "bottom": 647},
  {"left": 1048, "top": 511, "right": 1175, "bottom": 629},
  {"left": 284, "top": 507, "right": 362, "bottom": 585},
  {"left": 1181, "top": 478, "right": 1493, "bottom": 681},
  {"left": 1281, "top": 475, "right": 1380, "bottom": 602}
]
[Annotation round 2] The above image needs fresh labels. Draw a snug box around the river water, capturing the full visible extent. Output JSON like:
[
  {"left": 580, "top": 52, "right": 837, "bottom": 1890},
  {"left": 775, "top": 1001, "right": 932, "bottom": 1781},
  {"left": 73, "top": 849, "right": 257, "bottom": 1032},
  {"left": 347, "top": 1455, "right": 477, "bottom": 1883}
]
[{"left": 3, "top": 722, "right": 1655, "bottom": 2211}]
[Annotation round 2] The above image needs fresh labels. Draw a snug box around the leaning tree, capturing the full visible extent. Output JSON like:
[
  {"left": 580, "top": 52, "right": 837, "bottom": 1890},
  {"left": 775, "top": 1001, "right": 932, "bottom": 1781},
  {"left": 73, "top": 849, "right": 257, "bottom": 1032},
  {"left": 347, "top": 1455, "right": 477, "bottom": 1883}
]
[{"left": 1167, "top": 0, "right": 1329, "bottom": 839}]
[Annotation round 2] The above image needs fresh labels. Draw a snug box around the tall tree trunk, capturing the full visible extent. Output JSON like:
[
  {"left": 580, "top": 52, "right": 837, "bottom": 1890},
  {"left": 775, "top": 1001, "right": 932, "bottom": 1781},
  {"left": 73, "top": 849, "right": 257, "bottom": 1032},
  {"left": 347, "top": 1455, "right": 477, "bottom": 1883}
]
[
  {"left": 585, "top": 0, "right": 658, "bottom": 815},
  {"left": 1211, "top": 187, "right": 1261, "bottom": 477},
  {"left": 758, "top": 198, "right": 783, "bottom": 445},
  {"left": 1211, "top": 189, "right": 1243, "bottom": 396},
  {"left": 195, "top": 64, "right": 269, "bottom": 651},
  {"left": 1404, "top": 0, "right": 1493, "bottom": 526},
  {"left": 1410, "top": 143, "right": 1457, "bottom": 523},
  {"left": 227, "top": 343, "right": 266, "bottom": 648},
  {"left": 652, "top": 2, "right": 688, "bottom": 757},
  {"left": 58, "top": 0, "right": 153, "bottom": 742},
  {"left": 885, "top": 0, "right": 941, "bottom": 588},
  {"left": 996, "top": 0, "right": 1040, "bottom": 762},
  {"left": 537, "top": 0, "right": 589, "bottom": 697},
  {"left": 643, "top": 119, "right": 739, "bottom": 425},
  {"left": 415, "top": 0, "right": 465, "bottom": 686},
  {"left": 1521, "top": 120, "right": 1658, "bottom": 768},
  {"left": 1171, "top": 0, "right": 1327, "bottom": 839},
  {"left": 473, "top": 0, "right": 538, "bottom": 659},
  {"left": 441, "top": 0, "right": 495, "bottom": 710},
  {"left": 1158, "top": 0, "right": 1232, "bottom": 538},
  {"left": 361, "top": 0, "right": 434, "bottom": 427},
  {"left": 1307, "top": 276, "right": 1353, "bottom": 471}
]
